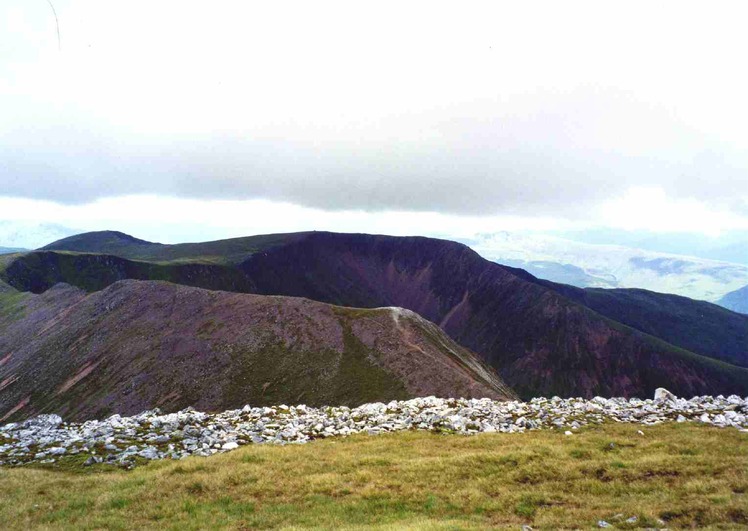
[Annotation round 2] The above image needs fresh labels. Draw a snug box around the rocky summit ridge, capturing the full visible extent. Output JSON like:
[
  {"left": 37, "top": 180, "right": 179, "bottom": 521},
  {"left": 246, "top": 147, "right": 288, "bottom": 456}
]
[{"left": 1, "top": 389, "right": 745, "bottom": 469}]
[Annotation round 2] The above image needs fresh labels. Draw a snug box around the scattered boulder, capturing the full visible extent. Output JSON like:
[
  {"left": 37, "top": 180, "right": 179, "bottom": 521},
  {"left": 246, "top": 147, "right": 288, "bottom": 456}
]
[
  {"left": 21, "top": 414, "right": 63, "bottom": 430},
  {"left": 1, "top": 394, "right": 746, "bottom": 468},
  {"left": 654, "top": 388, "right": 677, "bottom": 402}
]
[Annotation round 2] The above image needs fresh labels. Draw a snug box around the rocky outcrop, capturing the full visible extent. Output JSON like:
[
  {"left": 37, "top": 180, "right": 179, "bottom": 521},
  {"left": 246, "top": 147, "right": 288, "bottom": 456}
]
[{"left": 1, "top": 391, "right": 745, "bottom": 468}]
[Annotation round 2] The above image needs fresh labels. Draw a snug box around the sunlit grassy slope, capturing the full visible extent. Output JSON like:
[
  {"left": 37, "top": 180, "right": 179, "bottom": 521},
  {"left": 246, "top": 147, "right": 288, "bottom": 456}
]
[{"left": 1, "top": 423, "right": 746, "bottom": 530}]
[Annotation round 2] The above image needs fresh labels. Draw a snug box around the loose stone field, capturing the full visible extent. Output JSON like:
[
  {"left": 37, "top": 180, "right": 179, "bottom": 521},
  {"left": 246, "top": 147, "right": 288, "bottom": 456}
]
[{"left": 2, "top": 390, "right": 745, "bottom": 469}]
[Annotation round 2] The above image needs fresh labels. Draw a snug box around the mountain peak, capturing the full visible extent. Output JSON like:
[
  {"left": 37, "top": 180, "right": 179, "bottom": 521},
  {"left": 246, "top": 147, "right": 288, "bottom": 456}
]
[{"left": 41, "top": 231, "right": 158, "bottom": 252}]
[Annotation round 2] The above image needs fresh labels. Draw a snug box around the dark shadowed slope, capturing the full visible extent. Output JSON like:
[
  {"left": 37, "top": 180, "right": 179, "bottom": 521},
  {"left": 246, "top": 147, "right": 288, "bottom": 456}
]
[
  {"left": 237, "top": 232, "right": 748, "bottom": 398},
  {"left": 1, "top": 251, "right": 255, "bottom": 294},
  {"left": 719, "top": 284, "right": 748, "bottom": 315},
  {"left": 501, "top": 265, "right": 748, "bottom": 368},
  {"left": 13, "top": 230, "right": 748, "bottom": 399},
  {"left": 0, "top": 280, "right": 514, "bottom": 422}
]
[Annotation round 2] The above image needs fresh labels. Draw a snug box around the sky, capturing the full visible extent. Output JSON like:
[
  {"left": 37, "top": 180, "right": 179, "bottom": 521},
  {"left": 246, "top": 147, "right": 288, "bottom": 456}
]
[{"left": 2, "top": 1, "right": 748, "bottom": 248}]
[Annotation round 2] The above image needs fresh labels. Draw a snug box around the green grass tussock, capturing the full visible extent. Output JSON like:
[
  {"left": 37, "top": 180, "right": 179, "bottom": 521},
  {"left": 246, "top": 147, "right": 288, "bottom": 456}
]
[
  {"left": 0, "top": 422, "right": 746, "bottom": 529},
  {"left": 0, "top": 288, "right": 31, "bottom": 327}
]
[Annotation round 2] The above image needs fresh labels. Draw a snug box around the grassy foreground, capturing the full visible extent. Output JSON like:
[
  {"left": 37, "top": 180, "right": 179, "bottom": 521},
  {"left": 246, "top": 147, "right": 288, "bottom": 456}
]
[{"left": 1, "top": 423, "right": 746, "bottom": 530}]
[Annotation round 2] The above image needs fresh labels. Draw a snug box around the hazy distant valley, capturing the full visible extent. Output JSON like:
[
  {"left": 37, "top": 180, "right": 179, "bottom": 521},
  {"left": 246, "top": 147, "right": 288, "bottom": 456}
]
[{"left": 469, "top": 231, "right": 748, "bottom": 313}]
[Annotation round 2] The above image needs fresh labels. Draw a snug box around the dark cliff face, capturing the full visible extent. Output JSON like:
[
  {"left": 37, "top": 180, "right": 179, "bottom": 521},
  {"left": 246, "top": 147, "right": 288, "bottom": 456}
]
[
  {"left": 240, "top": 233, "right": 748, "bottom": 398},
  {"left": 7, "top": 231, "right": 748, "bottom": 399},
  {"left": 242, "top": 234, "right": 487, "bottom": 320}
]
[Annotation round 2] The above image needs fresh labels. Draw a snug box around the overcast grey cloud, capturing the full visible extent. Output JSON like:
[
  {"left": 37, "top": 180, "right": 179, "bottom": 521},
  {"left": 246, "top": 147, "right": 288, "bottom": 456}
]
[{"left": 1, "top": 1, "right": 747, "bottom": 219}]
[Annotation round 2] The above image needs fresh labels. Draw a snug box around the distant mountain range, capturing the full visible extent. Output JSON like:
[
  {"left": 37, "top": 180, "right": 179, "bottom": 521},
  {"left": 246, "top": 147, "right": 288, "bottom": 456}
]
[
  {"left": 467, "top": 232, "right": 748, "bottom": 304},
  {"left": 1, "top": 230, "right": 745, "bottom": 421},
  {"left": 0, "top": 247, "right": 25, "bottom": 255},
  {"left": 719, "top": 285, "right": 748, "bottom": 314}
]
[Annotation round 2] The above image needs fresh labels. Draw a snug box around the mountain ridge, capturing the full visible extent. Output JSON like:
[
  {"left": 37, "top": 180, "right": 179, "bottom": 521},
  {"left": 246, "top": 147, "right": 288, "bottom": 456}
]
[
  {"left": 41, "top": 230, "right": 313, "bottom": 265},
  {"left": 500, "top": 265, "right": 748, "bottom": 368},
  {"left": 0, "top": 279, "right": 514, "bottom": 422},
  {"left": 719, "top": 284, "right": 748, "bottom": 314},
  {"left": 10, "top": 230, "right": 748, "bottom": 399}
]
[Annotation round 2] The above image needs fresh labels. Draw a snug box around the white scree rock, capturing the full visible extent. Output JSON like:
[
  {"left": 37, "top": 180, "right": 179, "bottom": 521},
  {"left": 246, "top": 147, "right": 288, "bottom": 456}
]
[
  {"left": 0, "top": 394, "right": 746, "bottom": 468},
  {"left": 654, "top": 388, "right": 677, "bottom": 402}
]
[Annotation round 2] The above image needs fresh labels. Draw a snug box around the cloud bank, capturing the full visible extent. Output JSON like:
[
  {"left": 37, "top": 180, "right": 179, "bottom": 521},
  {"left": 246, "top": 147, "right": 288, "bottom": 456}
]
[{"left": 1, "top": 1, "right": 747, "bottom": 219}]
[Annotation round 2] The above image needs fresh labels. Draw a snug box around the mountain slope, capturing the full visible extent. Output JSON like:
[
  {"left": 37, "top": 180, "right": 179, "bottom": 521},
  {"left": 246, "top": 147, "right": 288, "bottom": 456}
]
[
  {"left": 40, "top": 230, "right": 158, "bottom": 254},
  {"left": 0, "top": 280, "right": 514, "bottom": 422},
  {"left": 719, "top": 284, "right": 748, "bottom": 314},
  {"left": 237, "top": 232, "right": 748, "bottom": 398},
  {"left": 1, "top": 250, "right": 255, "bottom": 294},
  {"left": 42, "top": 230, "right": 310, "bottom": 265},
  {"left": 12, "top": 230, "right": 748, "bottom": 399},
  {"left": 501, "top": 266, "right": 748, "bottom": 368}
]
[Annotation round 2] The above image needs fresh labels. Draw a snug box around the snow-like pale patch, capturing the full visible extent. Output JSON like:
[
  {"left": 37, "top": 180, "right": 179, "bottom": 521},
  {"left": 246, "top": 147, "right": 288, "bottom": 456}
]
[
  {"left": 1, "top": 391, "right": 745, "bottom": 469},
  {"left": 382, "top": 306, "right": 421, "bottom": 322}
]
